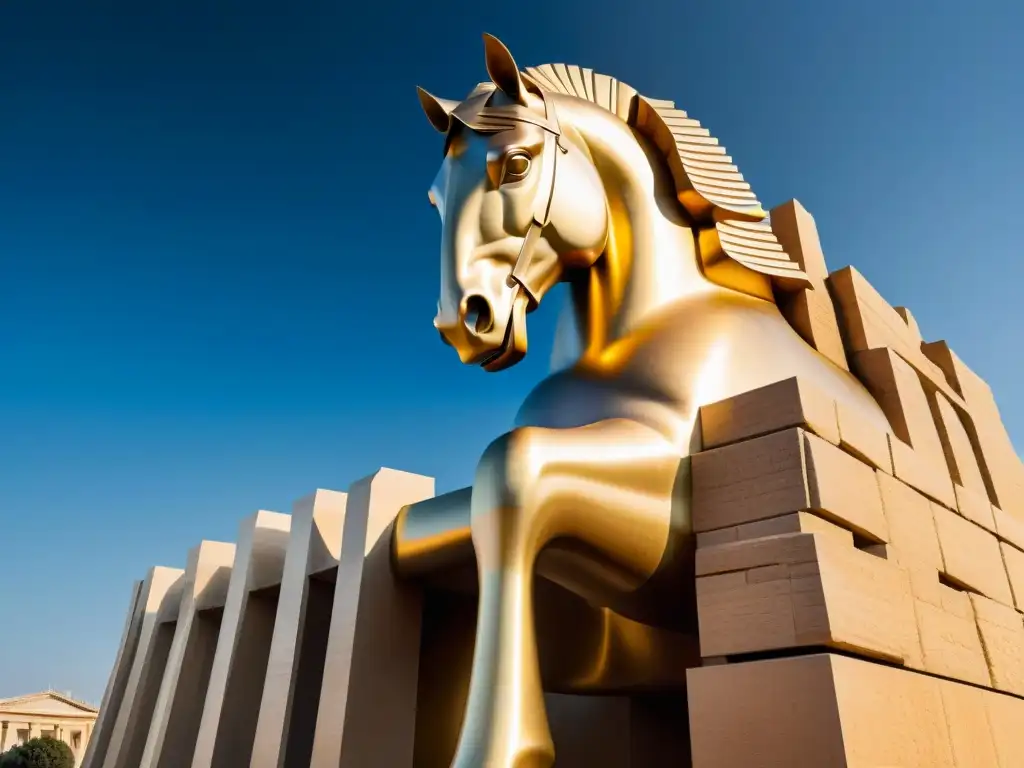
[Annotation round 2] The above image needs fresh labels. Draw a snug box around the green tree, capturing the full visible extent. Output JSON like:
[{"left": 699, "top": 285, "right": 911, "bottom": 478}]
[{"left": 0, "top": 736, "right": 74, "bottom": 768}]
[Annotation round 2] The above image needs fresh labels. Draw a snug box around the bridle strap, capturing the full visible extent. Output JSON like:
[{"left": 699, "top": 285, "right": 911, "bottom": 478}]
[{"left": 506, "top": 98, "right": 564, "bottom": 307}]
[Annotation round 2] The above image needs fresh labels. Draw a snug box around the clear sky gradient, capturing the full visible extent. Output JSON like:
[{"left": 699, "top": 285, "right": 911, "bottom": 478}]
[{"left": 0, "top": 0, "right": 1021, "bottom": 703}]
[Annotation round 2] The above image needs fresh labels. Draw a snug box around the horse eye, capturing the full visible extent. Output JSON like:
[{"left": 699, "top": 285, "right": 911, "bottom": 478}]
[{"left": 501, "top": 152, "right": 531, "bottom": 184}]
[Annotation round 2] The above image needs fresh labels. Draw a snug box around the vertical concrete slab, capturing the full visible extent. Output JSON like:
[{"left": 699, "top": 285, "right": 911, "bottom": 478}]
[
  {"left": 101, "top": 566, "right": 186, "bottom": 768},
  {"left": 80, "top": 580, "right": 143, "bottom": 768},
  {"left": 250, "top": 489, "right": 346, "bottom": 768},
  {"left": 139, "top": 540, "right": 237, "bottom": 768},
  {"left": 308, "top": 468, "right": 435, "bottom": 768},
  {"left": 190, "top": 510, "right": 291, "bottom": 768}
]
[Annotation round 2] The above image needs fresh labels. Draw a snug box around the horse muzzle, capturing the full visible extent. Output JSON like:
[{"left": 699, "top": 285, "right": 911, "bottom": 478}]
[{"left": 435, "top": 289, "right": 530, "bottom": 371}]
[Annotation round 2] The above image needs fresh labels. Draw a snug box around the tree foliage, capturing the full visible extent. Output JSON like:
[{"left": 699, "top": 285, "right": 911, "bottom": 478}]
[{"left": 0, "top": 736, "right": 75, "bottom": 768}]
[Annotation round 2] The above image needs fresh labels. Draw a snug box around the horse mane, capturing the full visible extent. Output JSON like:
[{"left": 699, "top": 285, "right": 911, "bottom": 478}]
[{"left": 463, "top": 64, "right": 812, "bottom": 295}]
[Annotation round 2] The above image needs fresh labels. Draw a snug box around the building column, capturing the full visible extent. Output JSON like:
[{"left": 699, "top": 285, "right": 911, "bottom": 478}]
[
  {"left": 249, "top": 488, "right": 347, "bottom": 768},
  {"left": 309, "top": 468, "right": 435, "bottom": 768},
  {"left": 138, "top": 540, "right": 236, "bottom": 768},
  {"left": 80, "top": 580, "right": 144, "bottom": 768},
  {"left": 1, "top": 721, "right": 9, "bottom": 752},
  {"left": 189, "top": 510, "right": 291, "bottom": 768},
  {"left": 100, "top": 566, "right": 186, "bottom": 768},
  {"left": 78, "top": 721, "right": 93, "bottom": 767}
]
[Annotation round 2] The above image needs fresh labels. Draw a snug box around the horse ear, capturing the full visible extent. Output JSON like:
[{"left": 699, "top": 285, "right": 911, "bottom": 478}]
[
  {"left": 482, "top": 33, "right": 528, "bottom": 105},
  {"left": 417, "top": 87, "right": 459, "bottom": 133}
]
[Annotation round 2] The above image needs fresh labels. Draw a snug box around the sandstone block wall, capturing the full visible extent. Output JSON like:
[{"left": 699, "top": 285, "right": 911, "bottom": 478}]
[{"left": 686, "top": 198, "right": 1024, "bottom": 766}]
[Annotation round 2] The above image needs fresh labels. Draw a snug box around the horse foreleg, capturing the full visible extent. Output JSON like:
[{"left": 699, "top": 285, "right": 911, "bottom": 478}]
[{"left": 451, "top": 418, "right": 682, "bottom": 768}]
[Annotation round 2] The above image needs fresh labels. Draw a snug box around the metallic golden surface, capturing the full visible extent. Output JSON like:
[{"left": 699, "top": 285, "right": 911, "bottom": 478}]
[
  {"left": 411, "top": 584, "right": 697, "bottom": 767},
  {"left": 403, "top": 33, "right": 894, "bottom": 767}
]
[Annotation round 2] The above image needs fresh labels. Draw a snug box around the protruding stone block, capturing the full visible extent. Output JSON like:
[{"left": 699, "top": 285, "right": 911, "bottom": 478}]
[
  {"left": 695, "top": 510, "right": 852, "bottom": 549},
  {"left": 827, "top": 266, "right": 963, "bottom": 406},
  {"left": 994, "top": 503, "right": 1024, "bottom": 550},
  {"left": 1000, "top": 542, "right": 1024, "bottom": 613},
  {"left": 913, "top": 581, "right": 989, "bottom": 685},
  {"left": 693, "top": 427, "right": 888, "bottom": 542},
  {"left": 852, "top": 347, "right": 955, "bottom": 507},
  {"left": 250, "top": 489, "right": 348, "bottom": 768},
  {"left": 876, "top": 472, "right": 944, "bottom": 570},
  {"left": 932, "top": 392, "right": 990, "bottom": 497},
  {"left": 698, "top": 376, "right": 839, "bottom": 450},
  {"left": 696, "top": 531, "right": 918, "bottom": 663},
  {"left": 688, "top": 654, "right": 963, "bottom": 768},
  {"left": 954, "top": 483, "right": 997, "bottom": 532},
  {"left": 769, "top": 200, "right": 850, "bottom": 370},
  {"left": 932, "top": 503, "right": 1013, "bottom": 605},
  {"left": 923, "top": 340, "right": 1024, "bottom": 521},
  {"left": 970, "top": 593, "right": 1024, "bottom": 696},
  {"left": 308, "top": 468, "right": 435, "bottom": 768},
  {"left": 894, "top": 306, "right": 922, "bottom": 342},
  {"left": 190, "top": 510, "right": 291, "bottom": 768},
  {"left": 835, "top": 399, "right": 892, "bottom": 473},
  {"left": 769, "top": 200, "right": 829, "bottom": 283},
  {"left": 139, "top": 541, "right": 236, "bottom": 768},
  {"left": 780, "top": 289, "right": 852, "bottom": 372},
  {"left": 940, "top": 681, "right": 1002, "bottom": 768}
]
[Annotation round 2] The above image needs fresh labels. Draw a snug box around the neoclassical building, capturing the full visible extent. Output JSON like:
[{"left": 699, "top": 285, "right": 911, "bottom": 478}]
[{"left": 0, "top": 691, "right": 98, "bottom": 766}]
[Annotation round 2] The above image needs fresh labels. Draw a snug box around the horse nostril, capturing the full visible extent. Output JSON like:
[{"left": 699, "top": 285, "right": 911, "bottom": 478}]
[{"left": 463, "top": 295, "right": 494, "bottom": 335}]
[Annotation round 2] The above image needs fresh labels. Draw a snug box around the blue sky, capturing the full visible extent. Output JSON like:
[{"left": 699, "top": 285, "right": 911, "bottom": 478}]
[{"left": 0, "top": 0, "right": 1020, "bottom": 703}]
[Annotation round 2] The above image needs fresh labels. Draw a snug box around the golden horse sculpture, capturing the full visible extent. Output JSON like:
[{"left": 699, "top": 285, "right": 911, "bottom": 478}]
[{"left": 393, "top": 34, "right": 893, "bottom": 767}]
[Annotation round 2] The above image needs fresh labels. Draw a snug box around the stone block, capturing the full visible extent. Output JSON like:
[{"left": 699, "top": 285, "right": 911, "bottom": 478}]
[
  {"left": 876, "top": 471, "right": 944, "bottom": 570},
  {"left": 894, "top": 305, "right": 922, "bottom": 342},
  {"left": 932, "top": 392, "right": 990, "bottom": 497},
  {"left": 852, "top": 347, "right": 955, "bottom": 507},
  {"left": 688, "top": 654, "right": 959, "bottom": 768},
  {"left": 695, "top": 510, "right": 853, "bottom": 549},
  {"left": 923, "top": 341, "right": 1024, "bottom": 520},
  {"left": 693, "top": 427, "right": 888, "bottom": 542},
  {"left": 986, "top": 684, "right": 1024, "bottom": 766},
  {"left": 696, "top": 532, "right": 918, "bottom": 664},
  {"left": 994, "top": 503, "right": 1024, "bottom": 550},
  {"left": 955, "top": 483, "right": 997, "bottom": 532},
  {"left": 770, "top": 200, "right": 850, "bottom": 371},
  {"left": 1000, "top": 542, "right": 1024, "bottom": 613},
  {"left": 932, "top": 503, "right": 1013, "bottom": 605},
  {"left": 827, "top": 266, "right": 963, "bottom": 406},
  {"left": 913, "top": 583, "right": 990, "bottom": 686},
  {"left": 804, "top": 430, "right": 888, "bottom": 542},
  {"left": 940, "top": 681, "right": 1002, "bottom": 768},
  {"left": 769, "top": 199, "right": 829, "bottom": 283},
  {"left": 835, "top": 399, "right": 892, "bottom": 473},
  {"left": 971, "top": 592, "right": 1024, "bottom": 696},
  {"left": 698, "top": 376, "right": 839, "bottom": 450},
  {"left": 779, "top": 288, "right": 851, "bottom": 372}
]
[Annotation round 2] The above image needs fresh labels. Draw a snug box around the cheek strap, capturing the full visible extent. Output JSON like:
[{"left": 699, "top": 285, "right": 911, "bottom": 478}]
[{"left": 506, "top": 100, "right": 565, "bottom": 307}]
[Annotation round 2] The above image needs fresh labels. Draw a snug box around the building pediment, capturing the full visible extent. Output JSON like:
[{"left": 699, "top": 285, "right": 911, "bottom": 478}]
[{"left": 0, "top": 692, "right": 98, "bottom": 718}]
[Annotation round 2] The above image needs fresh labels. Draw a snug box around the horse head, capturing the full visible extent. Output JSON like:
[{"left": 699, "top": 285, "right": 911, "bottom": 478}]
[{"left": 418, "top": 35, "right": 609, "bottom": 372}]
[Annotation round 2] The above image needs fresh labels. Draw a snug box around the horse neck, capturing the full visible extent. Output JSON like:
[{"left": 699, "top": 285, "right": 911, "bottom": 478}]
[{"left": 557, "top": 98, "right": 728, "bottom": 361}]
